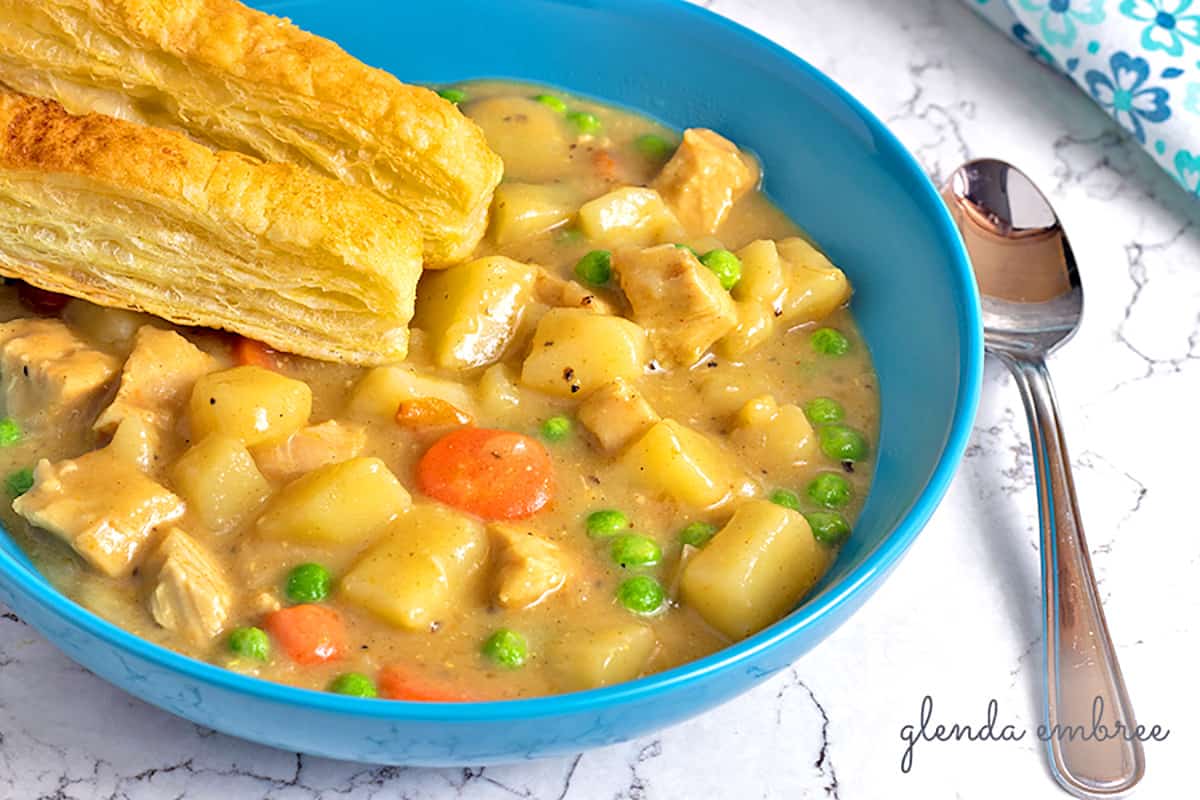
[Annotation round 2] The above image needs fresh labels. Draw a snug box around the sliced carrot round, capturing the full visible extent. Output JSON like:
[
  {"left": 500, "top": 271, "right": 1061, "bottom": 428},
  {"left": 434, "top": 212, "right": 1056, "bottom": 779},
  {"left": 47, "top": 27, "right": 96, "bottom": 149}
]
[
  {"left": 378, "top": 664, "right": 472, "bottom": 702},
  {"left": 265, "top": 604, "right": 345, "bottom": 665},
  {"left": 232, "top": 336, "right": 281, "bottom": 370},
  {"left": 416, "top": 427, "right": 554, "bottom": 520}
]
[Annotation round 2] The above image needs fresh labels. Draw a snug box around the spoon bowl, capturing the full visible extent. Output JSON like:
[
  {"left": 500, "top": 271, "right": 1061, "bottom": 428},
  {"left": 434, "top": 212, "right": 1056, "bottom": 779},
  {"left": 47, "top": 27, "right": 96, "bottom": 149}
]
[
  {"left": 944, "top": 159, "right": 1144, "bottom": 799},
  {"left": 945, "top": 159, "right": 1082, "bottom": 354}
]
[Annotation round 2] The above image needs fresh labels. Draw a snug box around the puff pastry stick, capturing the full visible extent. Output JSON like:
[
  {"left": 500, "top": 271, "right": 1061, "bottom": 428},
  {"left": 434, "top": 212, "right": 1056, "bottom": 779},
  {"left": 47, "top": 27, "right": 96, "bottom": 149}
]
[
  {"left": 0, "top": 90, "right": 421, "bottom": 366},
  {"left": 0, "top": 0, "right": 503, "bottom": 266}
]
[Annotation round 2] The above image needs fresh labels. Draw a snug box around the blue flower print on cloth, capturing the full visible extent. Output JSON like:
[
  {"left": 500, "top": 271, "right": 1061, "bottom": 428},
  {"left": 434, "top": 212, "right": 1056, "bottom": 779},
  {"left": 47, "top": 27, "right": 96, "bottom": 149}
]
[
  {"left": 965, "top": 0, "right": 1199, "bottom": 196},
  {"left": 1017, "top": 0, "right": 1106, "bottom": 47},
  {"left": 1085, "top": 51, "right": 1172, "bottom": 141},
  {"left": 1120, "top": 0, "right": 1200, "bottom": 56}
]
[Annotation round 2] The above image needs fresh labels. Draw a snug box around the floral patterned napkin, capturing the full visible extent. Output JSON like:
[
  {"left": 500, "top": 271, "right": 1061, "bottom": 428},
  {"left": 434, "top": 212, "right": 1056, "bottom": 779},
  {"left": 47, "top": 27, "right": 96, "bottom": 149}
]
[{"left": 967, "top": 0, "right": 1199, "bottom": 196}]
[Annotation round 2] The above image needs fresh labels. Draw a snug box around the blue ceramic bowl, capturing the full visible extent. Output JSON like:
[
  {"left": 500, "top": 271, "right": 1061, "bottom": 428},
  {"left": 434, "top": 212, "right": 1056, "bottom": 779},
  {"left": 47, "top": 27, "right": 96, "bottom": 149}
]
[{"left": 0, "top": 0, "right": 982, "bottom": 765}]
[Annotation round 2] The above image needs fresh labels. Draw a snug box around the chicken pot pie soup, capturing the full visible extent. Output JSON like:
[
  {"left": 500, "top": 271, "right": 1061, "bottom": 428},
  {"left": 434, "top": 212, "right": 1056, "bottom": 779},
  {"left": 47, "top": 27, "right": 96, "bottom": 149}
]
[{"left": 0, "top": 81, "right": 878, "bottom": 700}]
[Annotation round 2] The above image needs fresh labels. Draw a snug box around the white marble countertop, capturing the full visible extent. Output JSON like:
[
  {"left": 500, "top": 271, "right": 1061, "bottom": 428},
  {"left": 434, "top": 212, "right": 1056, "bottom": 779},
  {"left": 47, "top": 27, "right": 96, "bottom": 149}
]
[{"left": 1, "top": 1, "right": 1195, "bottom": 797}]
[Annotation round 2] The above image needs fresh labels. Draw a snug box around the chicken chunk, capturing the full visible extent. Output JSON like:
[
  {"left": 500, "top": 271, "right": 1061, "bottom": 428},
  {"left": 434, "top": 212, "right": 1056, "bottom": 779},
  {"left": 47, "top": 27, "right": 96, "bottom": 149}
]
[
  {"left": 249, "top": 420, "right": 367, "bottom": 481},
  {"left": 12, "top": 449, "right": 185, "bottom": 577},
  {"left": 614, "top": 244, "right": 737, "bottom": 367},
  {"left": 94, "top": 326, "right": 217, "bottom": 435},
  {"left": 534, "top": 267, "right": 616, "bottom": 315},
  {"left": 489, "top": 523, "right": 572, "bottom": 610},
  {"left": 145, "top": 528, "right": 234, "bottom": 646},
  {"left": 0, "top": 318, "right": 119, "bottom": 426},
  {"left": 578, "top": 378, "right": 660, "bottom": 452},
  {"left": 652, "top": 129, "right": 759, "bottom": 234}
]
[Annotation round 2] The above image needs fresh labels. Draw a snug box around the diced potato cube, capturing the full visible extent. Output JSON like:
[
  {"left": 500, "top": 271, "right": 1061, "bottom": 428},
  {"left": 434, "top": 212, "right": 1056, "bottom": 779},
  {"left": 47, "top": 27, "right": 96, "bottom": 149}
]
[
  {"left": 489, "top": 522, "right": 572, "bottom": 610},
  {"left": 776, "top": 237, "right": 852, "bottom": 325},
  {"left": 347, "top": 365, "right": 476, "bottom": 420},
  {"left": 730, "top": 395, "right": 817, "bottom": 472},
  {"left": 171, "top": 434, "right": 271, "bottom": 533},
  {"left": 698, "top": 370, "right": 773, "bottom": 418},
  {"left": 489, "top": 183, "right": 575, "bottom": 245},
  {"left": 680, "top": 500, "right": 831, "bottom": 639},
  {"left": 477, "top": 364, "right": 523, "bottom": 417},
  {"left": 145, "top": 528, "right": 234, "bottom": 646},
  {"left": 534, "top": 267, "right": 615, "bottom": 315},
  {"left": 0, "top": 318, "right": 119, "bottom": 427},
  {"left": 577, "top": 187, "right": 683, "bottom": 247},
  {"left": 521, "top": 308, "right": 648, "bottom": 398},
  {"left": 615, "top": 244, "right": 737, "bottom": 367},
  {"left": 12, "top": 450, "right": 185, "bottom": 577},
  {"left": 621, "top": 420, "right": 754, "bottom": 509},
  {"left": 340, "top": 505, "right": 489, "bottom": 630},
  {"left": 250, "top": 421, "right": 367, "bottom": 481},
  {"left": 466, "top": 97, "right": 571, "bottom": 183},
  {"left": 552, "top": 624, "right": 656, "bottom": 691},
  {"left": 578, "top": 378, "right": 660, "bottom": 452},
  {"left": 256, "top": 457, "right": 410, "bottom": 546},
  {"left": 415, "top": 256, "right": 538, "bottom": 370},
  {"left": 95, "top": 326, "right": 217, "bottom": 434},
  {"left": 189, "top": 366, "right": 311, "bottom": 446},
  {"left": 733, "top": 239, "right": 787, "bottom": 310},
  {"left": 652, "top": 128, "right": 760, "bottom": 235},
  {"left": 719, "top": 301, "right": 776, "bottom": 358}
]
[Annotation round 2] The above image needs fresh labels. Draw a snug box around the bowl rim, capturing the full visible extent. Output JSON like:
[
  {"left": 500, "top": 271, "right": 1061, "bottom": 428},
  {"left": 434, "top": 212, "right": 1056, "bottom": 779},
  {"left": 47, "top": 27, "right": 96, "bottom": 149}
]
[{"left": 0, "top": 0, "right": 983, "bottom": 723}]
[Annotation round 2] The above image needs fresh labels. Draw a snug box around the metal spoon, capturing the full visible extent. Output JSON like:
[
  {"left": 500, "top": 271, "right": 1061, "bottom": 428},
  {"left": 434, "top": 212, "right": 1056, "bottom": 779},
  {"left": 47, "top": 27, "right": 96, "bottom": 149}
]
[{"left": 942, "top": 159, "right": 1144, "bottom": 798}]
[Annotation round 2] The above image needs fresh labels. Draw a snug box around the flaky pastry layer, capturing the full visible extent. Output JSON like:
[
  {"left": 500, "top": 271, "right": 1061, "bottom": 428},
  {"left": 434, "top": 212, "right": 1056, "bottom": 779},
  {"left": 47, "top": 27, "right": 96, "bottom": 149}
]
[
  {"left": 0, "top": 0, "right": 504, "bottom": 265},
  {"left": 0, "top": 90, "right": 422, "bottom": 366}
]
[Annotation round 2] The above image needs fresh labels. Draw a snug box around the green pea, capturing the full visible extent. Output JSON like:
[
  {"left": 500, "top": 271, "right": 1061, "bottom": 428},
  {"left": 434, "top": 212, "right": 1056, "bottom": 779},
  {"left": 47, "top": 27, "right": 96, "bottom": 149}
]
[
  {"left": 567, "top": 110, "right": 601, "bottom": 134},
  {"left": 541, "top": 415, "right": 573, "bottom": 442},
  {"left": 769, "top": 488, "right": 802, "bottom": 511},
  {"left": 634, "top": 133, "right": 674, "bottom": 160},
  {"left": 5, "top": 467, "right": 33, "bottom": 498},
  {"left": 679, "top": 522, "right": 718, "bottom": 548},
  {"left": 329, "top": 672, "right": 377, "bottom": 697},
  {"left": 617, "top": 576, "right": 665, "bottom": 615},
  {"left": 482, "top": 628, "right": 528, "bottom": 669},
  {"left": 228, "top": 626, "right": 269, "bottom": 661},
  {"left": 586, "top": 509, "right": 629, "bottom": 538},
  {"left": 804, "top": 511, "right": 852, "bottom": 545},
  {"left": 811, "top": 327, "right": 850, "bottom": 356},
  {"left": 534, "top": 93, "right": 568, "bottom": 113},
  {"left": 807, "top": 472, "right": 852, "bottom": 509},
  {"left": 818, "top": 425, "right": 869, "bottom": 462},
  {"left": 610, "top": 534, "right": 662, "bottom": 568},
  {"left": 437, "top": 87, "right": 467, "bottom": 104},
  {"left": 699, "top": 249, "right": 742, "bottom": 290},
  {"left": 574, "top": 249, "right": 612, "bottom": 285},
  {"left": 804, "top": 397, "right": 844, "bottom": 425},
  {"left": 674, "top": 243, "right": 699, "bottom": 258},
  {"left": 0, "top": 417, "right": 21, "bottom": 447},
  {"left": 285, "top": 563, "right": 331, "bottom": 604}
]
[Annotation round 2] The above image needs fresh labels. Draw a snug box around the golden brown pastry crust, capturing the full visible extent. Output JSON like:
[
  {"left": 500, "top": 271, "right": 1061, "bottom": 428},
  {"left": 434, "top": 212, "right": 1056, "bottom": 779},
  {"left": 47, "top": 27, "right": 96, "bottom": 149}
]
[
  {"left": 0, "top": 90, "right": 422, "bottom": 366},
  {"left": 0, "top": 0, "right": 503, "bottom": 265}
]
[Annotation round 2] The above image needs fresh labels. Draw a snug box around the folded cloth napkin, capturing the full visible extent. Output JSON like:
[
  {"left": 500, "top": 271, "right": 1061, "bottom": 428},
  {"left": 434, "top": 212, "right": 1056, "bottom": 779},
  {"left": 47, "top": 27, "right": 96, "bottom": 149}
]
[{"left": 967, "top": 0, "right": 1200, "bottom": 196}]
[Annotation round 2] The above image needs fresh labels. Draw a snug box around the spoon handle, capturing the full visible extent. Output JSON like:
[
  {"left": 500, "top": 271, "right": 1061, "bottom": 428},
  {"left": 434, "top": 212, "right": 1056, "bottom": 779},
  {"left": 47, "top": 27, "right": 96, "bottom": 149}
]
[{"left": 1000, "top": 353, "right": 1144, "bottom": 798}]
